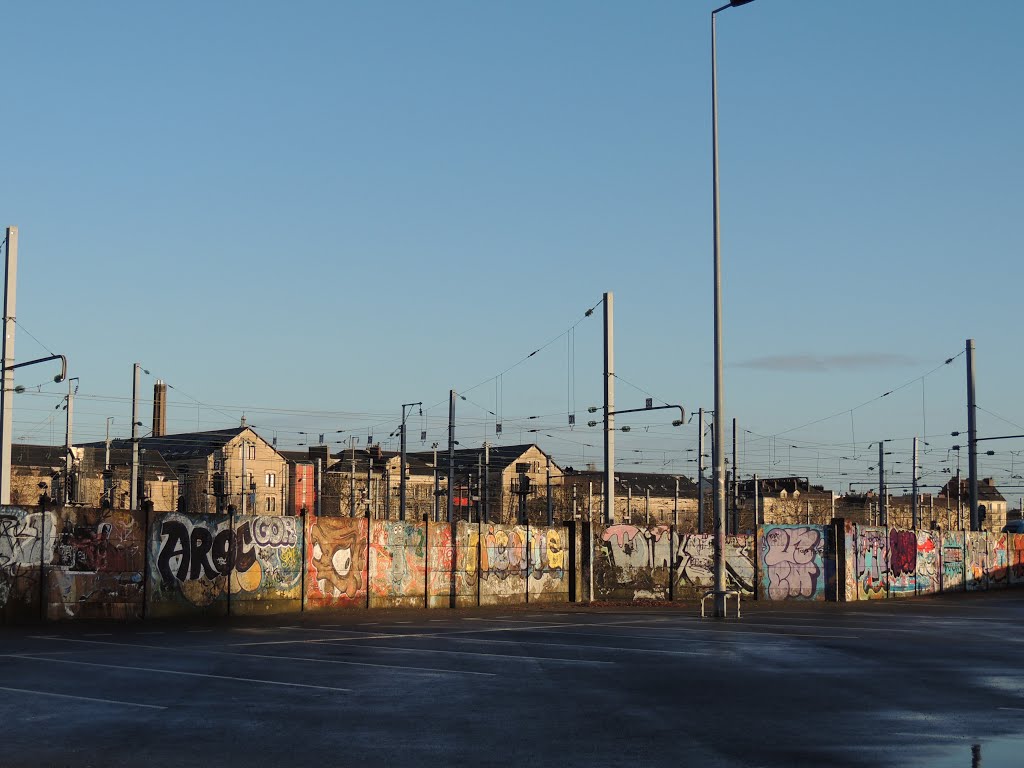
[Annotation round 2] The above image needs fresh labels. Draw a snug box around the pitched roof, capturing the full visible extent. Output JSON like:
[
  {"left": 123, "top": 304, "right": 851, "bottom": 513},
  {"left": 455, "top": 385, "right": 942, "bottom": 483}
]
[
  {"left": 87, "top": 427, "right": 252, "bottom": 462},
  {"left": 563, "top": 469, "right": 699, "bottom": 496},
  {"left": 408, "top": 444, "right": 555, "bottom": 474}
]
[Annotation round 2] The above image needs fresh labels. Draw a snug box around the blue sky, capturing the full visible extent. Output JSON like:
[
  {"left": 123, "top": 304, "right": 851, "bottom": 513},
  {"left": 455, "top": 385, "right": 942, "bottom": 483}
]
[{"left": 3, "top": 1, "right": 1023, "bottom": 503}]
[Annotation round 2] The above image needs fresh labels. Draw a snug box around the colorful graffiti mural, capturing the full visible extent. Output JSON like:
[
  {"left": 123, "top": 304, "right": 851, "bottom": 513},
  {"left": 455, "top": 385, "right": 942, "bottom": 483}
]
[
  {"left": 369, "top": 520, "right": 426, "bottom": 608},
  {"left": 915, "top": 531, "right": 940, "bottom": 596},
  {"left": 527, "top": 526, "right": 569, "bottom": 601},
  {"left": 965, "top": 531, "right": 988, "bottom": 592},
  {"left": 988, "top": 533, "right": 1009, "bottom": 588},
  {"left": 888, "top": 528, "right": 918, "bottom": 597},
  {"left": 941, "top": 531, "right": 965, "bottom": 592},
  {"left": 759, "top": 525, "right": 825, "bottom": 601},
  {"left": 1010, "top": 533, "right": 1024, "bottom": 586},
  {"left": 856, "top": 526, "right": 888, "bottom": 600},
  {"left": 230, "top": 515, "right": 302, "bottom": 608},
  {"left": 306, "top": 515, "right": 368, "bottom": 608}
]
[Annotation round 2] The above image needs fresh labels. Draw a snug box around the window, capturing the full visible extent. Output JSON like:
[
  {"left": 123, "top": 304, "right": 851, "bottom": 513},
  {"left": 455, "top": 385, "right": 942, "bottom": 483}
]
[
  {"left": 248, "top": 444, "right": 256, "bottom": 460},
  {"left": 266, "top": 472, "right": 276, "bottom": 488},
  {"left": 266, "top": 496, "right": 276, "bottom": 512},
  {"left": 248, "top": 472, "right": 255, "bottom": 490}
]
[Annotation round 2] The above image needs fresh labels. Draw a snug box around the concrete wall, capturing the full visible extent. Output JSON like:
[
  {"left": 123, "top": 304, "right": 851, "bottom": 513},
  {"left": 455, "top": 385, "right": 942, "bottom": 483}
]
[
  {"left": 758, "top": 524, "right": 828, "bottom": 601},
  {"left": 305, "top": 515, "right": 368, "bottom": 609},
  {"left": 369, "top": 520, "right": 427, "bottom": 609},
  {"left": 48, "top": 507, "right": 145, "bottom": 620},
  {"left": 229, "top": 515, "right": 303, "bottom": 614},
  {"left": 6, "top": 501, "right": 1024, "bottom": 623}
]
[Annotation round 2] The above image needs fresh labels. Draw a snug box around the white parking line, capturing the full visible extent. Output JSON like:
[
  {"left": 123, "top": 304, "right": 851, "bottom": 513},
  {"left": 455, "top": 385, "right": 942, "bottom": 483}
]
[
  {"left": 0, "top": 685, "right": 166, "bottom": 710},
  {"left": 341, "top": 644, "right": 616, "bottom": 665},
  {"left": 24, "top": 636, "right": 493, "bottom": 678},
  {"left": 8, "top": 655, "right": 352, "bottom": 693}
]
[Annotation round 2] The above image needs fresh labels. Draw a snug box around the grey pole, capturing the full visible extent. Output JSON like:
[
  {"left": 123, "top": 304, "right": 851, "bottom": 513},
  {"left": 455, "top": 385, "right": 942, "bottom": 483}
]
[
  {"left": 603, "top": 292, "right": 615, "bottom": 524},
  {"left": 573, "top": 483, "right": 578, "bottom": 519},
  {"left": 483, "top": 442, "right": 490, "bottom": 523},
  {"left": 367, "top": 456, "right": 373, "bottom": 517},
  {"left": 105, "top": 417, "right": 113, "bottom": 472},
  {"left": 130, "top": 363, "right": 140, "bottom": 510},
  {"left": 399, "top": 409, "right": 407, "bottom": 521},
  {"left": 315, "top": 458, "right": 322, "bottom": 517},
  {"left": 64, "top": 379, "right": 74, "bottom": 504},
  {"left": 966, "top": 339, "right": 980, "bottom": 530},
  {"left": 546, "top": 455, "right": 553, "bottom": 526},
  {"left": 674, "top": 477, "right": 679, "bottom": 528},
  {"left": 241, "top": 439, "right": 247, "bottom": 515},
  {"left": 0, "top": 226, "right": 16, "bottom": 505},
  {"left": 712, "top": 3, "right": 728, "bottom": 618},
  {"left": 588, "top": 481, "right": 593, "bottom": 523},
  {"left": 477, "top": 451, "right": 483, "bottom": 523},
  {"left": 753, "top": 473, "right": 759, "bottom": 526},
  {"left": 350, "top": 440, "right": 356, "bottom": 517},
  {"left": 732, "top": 418, "right": 738, "bottom": 534},
  {"left": 645, "top": 488, "right": 650, "bottom": 526},
  {"left": 432, "top": 447, "right": 439, "bottom": 522},
  {"left": 912, "top": 437, "right": 919, "bottom": 529},
  {"left": 878, "top": 442, "right": 887, "bottom": 526},
  {"left": 698, "top": 408, "right": 705, "bottom": 533},
  {"left": 447, "top": 390, "right": 455, "bottom": 523},
  {"left": 627, "top": 485, "right": 632, "bottom": 522}
]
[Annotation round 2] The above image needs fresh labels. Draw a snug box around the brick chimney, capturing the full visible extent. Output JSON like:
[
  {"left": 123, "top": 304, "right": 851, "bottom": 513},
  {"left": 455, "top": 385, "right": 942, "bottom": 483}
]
[{"left": 152, "top": 380, "right": 167, "bottom": 437}]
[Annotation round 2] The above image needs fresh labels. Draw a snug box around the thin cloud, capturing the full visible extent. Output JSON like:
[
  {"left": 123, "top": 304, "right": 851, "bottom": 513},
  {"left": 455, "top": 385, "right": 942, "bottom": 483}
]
[{"left": 735, "top": 353, "right": 922, "bottom": 372}]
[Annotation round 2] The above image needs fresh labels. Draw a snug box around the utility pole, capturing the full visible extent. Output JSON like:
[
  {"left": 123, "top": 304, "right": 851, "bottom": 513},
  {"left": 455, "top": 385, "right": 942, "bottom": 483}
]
[
  {"left": 697, "top": 408, "right": 705, "bottom": 533},
  {"left": 315, "top": 458, "right": 322, "bottom": 517},
  {"left": 0, "top": 226, "right": 16, "bottom": 505},
  {"left": 732, "top": 418, "right": 738, "bottom": 534},
  {"left": 350, "top": 438, "right": 356, "bottom": 517},
  {"left": 673, "top": 477, "right": 679, "bottom": 528},
  {"left": 966, "top": 338, "right": 980, "bottom": 530},
  {"left": 130, "top": 363, "right": 140, "bottom": 511},
  {"left": 588, "top": 481, "right": 593, "bottom": 523},
  {"left": 878, "top": 442, "right": 887, "bottom": 526},
  {"left": 546, "top": 455, "right": 553, "bottom": 526},
  {"left": 753, "top": 474, "right": 759, "bottom": 526},
  {"left": 912, "top": 436, "right": 919, "bottom": 529},
  {"left": 64, "top": 378, "right": 75, "bottom": 504},
  {"left": 105, "top": 417, "right": 113, "bottom": 471},
  {"left": 483, "top": 442, "right": 490, "bottom": 523},
  {"left": 645, "top": 488, "right": 650, "bottom": 526},
  {"left": 447, "top": 390, "right": 455, "bottom": 523},
  {"left": 432, "top": 446, "right": 439, "bottom": 522},
  {"left": 241, "top": 440, "right": 248, "bottom": 515},
  {"left": 399, "top": 401, "right": 422, "bottom": 522},
  {"left": 603, "top": 291, "right": 615, "bottom": 525},
  {"left": 367, "top": 456, "right": 373, "bottom": 518}
]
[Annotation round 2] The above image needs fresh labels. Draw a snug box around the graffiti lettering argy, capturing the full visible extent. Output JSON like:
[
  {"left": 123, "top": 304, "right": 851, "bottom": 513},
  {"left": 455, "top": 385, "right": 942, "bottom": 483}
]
[{"left": 761, "top": 525, "right": 824, "bottom": 600}]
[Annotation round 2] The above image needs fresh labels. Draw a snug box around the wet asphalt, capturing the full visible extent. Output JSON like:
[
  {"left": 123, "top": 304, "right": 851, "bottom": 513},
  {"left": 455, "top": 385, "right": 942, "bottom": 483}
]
[{"left": 1, "top": 592, "right": 1022, "bottom": 767}]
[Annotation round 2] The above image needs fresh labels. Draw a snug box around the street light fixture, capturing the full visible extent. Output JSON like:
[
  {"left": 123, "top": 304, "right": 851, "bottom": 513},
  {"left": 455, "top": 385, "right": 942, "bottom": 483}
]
[{"left": 711, "top": 0, "right": 757, "bottom": 619}]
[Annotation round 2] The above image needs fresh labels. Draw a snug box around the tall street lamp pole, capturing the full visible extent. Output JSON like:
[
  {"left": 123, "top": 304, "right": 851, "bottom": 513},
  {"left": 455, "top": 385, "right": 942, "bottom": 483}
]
[{"left": 712, "top": 0, "right": 756, "bottom": 618}]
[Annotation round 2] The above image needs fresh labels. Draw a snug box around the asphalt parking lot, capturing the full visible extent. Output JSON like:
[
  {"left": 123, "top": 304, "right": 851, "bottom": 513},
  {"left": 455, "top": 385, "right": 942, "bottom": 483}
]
[{"left": 2, "top": 592, "right": 1023, "bottom": 767}]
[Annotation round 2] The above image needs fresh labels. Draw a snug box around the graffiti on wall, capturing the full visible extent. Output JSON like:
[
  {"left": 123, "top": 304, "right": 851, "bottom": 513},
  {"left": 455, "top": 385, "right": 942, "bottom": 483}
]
[
  {"left": 856, "top": 526, "right": 888, "bottom": 600},
  {"left": 527, "top": 527, "right": 569, "bottom": 599},
  {"left": 480, "top": 525, "right": 527, "bottom": 580},
  {"left": 888, "top": 528, "right": 918, "bottom": 597},
  {"left": 1011, "top": 533, "right": 1024, "bottom": 585},
  {"left": 966, "top": 532, "right": 988, "bottom": 591},
  {"left": 307, "top": 516, "right": 367, "bottom": 606},
  {"left": 760, "top": 525, "right": 825, "bottom": 601},
  {"left": 941, "top": 531, "right": 965, "bottom": 592},
  {"left": 915, "top": 531, "right": 940, "bottom": 595},
  {"left": 597, "top": 525, "right": 672, "bottom": 600},
  {"left": 369, "top": 521, "right": 426, "bottom": 600},
  {"left": 49, "top": 509, "right": 144, "bottom": 619},
  {"left": 0, "top": 509, "right": 53, "bottom": 611},
  {"left": 673, "top": 534, "right": 754, "bottom": 596},
  {"left": 231, "top": 516, "right": 302, "bottom": 599},
  {"left": 988, "top": 533, "right": 1009, "bottom": 588},
  {"left": 150, "top": 513, "right": 232, "bottom": 607}
]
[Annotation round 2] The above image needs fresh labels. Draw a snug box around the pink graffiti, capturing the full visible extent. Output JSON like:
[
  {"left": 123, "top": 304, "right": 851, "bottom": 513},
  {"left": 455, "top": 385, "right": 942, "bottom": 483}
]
[{"left": 763, "top": 526, "right": 822, "bottom": 599}]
